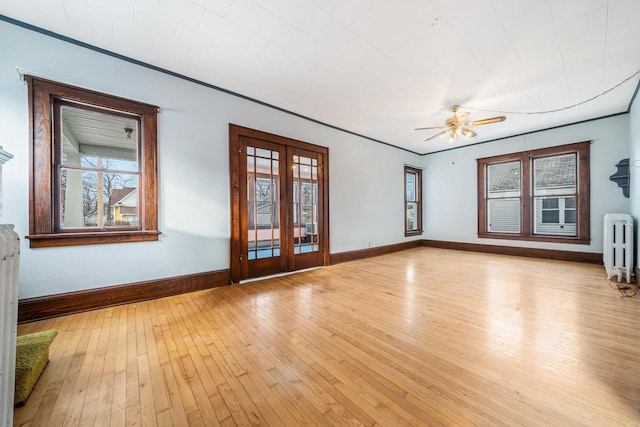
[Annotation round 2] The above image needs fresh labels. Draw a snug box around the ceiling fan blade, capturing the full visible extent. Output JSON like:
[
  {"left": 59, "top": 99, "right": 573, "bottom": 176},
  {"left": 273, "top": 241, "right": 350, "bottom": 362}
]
[
  {"left": 455, "top": 112, "right": 470, "bottom": 124},
  {"left": 468, "top": 116, "right": 506, "bottom": 126},
  {"left": 415, "top": 126, "right": 446, "bottom": 130},
  {"left": 461, "top": 127, "right": 477, "bottom": 138},
  {"left": 425, "top": 130, "right": 448, "bottom": 141}
]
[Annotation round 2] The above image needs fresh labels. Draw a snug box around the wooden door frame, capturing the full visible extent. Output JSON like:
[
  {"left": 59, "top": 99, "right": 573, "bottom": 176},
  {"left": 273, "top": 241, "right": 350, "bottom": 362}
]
[{"left": 229, "top": 124, "right": 330, "bottom": 283}]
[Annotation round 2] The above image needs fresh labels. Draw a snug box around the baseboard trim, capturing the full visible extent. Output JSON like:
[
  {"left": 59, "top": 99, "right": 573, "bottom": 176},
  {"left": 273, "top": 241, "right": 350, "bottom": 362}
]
[
  {"left": 18, "top": 269, "right": 231, "bottom": 323},
  {"left": 422, "top": 239, "right": 603, "bottom": 264},
  {"left": 330, "top": 240, "right": 423, "bottom": 265},
  {"left": 18, "top": 240, "right": 602, "bottom": 322}
]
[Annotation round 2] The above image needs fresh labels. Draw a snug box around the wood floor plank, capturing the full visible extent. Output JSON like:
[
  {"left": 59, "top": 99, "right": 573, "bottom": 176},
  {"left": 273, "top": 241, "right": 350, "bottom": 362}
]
[
  {"left": 159, "top": 305, "right": 198, "bottom": 418},
  {"left": 63, "top": 309, "right": 106, "bottom": 426},
  {"left": 94, "top": 307, "right": 120, "bottom": 426},
  {"left": 78, "top": 308, "right": 113, "bottom": 426},
  {"left": 143, "top": 300, "right": 171, "bottom": 423},
  {"left": 188, "top": 330, "right": 233, "bottom": 422},
  {"left": 125, "top": 306, "right": 142, "bottom": 427},
  {"left": 15, "top": 248, "right": 640, "bottom": 426},
  {"left": 136, "top": 304, "right": 158, "bottom": 425},
  {"left": 47, "top": 311, "right": 100, "bottom": 426},
  {"left": 109, "top": 307, "right": 128, "bottom": 427},
  {"left": 159, "top": 361, "right": 189, "bottom": 425}
]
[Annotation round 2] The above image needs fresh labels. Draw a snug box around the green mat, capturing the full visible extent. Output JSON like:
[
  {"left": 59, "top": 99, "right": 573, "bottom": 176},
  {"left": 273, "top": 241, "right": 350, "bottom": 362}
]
[{"left": 15, "top": 329, "right": 58, "bottom": 406}]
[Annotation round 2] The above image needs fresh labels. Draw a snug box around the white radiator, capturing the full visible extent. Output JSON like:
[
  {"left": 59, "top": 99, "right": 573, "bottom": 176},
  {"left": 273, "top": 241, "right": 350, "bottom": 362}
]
[
  {"left": 0, "top": 225, "right": 19, "bottom": 427},
  {"left": 603, "top": 213, "right": 633, "bottom": 283}
]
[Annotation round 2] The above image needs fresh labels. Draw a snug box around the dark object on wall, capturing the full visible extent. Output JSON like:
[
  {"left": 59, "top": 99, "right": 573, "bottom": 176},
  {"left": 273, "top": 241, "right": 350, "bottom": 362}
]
[{"left": 609, "top": 158, "right": 630, "bottom": 198}]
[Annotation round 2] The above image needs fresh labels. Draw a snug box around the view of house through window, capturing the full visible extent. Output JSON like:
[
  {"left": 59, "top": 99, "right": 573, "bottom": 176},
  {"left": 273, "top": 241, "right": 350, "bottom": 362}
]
[
  {"left": 487, "top": 161, "right": 521, "bottom": 233},
  {"left": 58, "top": 104, "right": 140, "bottom": 230},
  {"left": 532, "top": 154, "right": 576, "bottom": 236},
  {"left": 477, "top": 142, "right": 589, "bottom": 243}
]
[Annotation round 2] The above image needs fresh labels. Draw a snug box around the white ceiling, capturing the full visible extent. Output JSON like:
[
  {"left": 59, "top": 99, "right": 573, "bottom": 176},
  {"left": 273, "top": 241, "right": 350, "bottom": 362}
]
[{"left": 2, "top": 0, "right": 640, "bottom": 154}]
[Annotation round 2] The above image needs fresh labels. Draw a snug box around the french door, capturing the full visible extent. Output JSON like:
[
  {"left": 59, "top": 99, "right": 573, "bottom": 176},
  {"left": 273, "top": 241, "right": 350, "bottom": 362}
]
[{"left": 229, "top": 125, "right": 329, "bottom": 282}]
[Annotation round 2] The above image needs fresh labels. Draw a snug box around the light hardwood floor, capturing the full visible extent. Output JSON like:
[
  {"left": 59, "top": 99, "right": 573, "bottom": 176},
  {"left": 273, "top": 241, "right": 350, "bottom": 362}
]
[{"left": 13, "top": 248, "right": 640, "bottom": 426}]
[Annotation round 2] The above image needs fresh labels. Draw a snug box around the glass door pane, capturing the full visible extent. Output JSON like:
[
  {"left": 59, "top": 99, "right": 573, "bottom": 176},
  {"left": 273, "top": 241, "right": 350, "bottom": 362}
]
[
  {"left": 292, "top": 155, "right": 319, "bottom": 255},
  {"left": 247, "top": 146, "right": 280, "bottom": 260}
]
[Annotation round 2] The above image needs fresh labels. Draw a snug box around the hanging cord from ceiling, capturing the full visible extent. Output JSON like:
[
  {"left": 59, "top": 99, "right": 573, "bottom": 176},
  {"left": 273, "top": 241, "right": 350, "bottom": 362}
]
[{"left": 460, "top": 69, "right": 640, "bottom": 115}]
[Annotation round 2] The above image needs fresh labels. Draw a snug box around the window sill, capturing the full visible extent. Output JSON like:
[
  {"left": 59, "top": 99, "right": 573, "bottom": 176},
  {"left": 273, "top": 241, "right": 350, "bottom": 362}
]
[
  {"left": 26, "top": 230, "right": 161, "bottom": 248},
  {"left": 405, "top": 230, "right": 424, "bottom": 237},
  {"left": 477, "top": 233, "right": 589, "bottom": 245}
]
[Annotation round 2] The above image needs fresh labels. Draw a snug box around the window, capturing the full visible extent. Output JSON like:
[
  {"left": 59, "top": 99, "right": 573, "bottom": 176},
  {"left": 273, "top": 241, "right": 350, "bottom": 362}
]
[
  {"left": 537, "top": 197, "right": 576, "bottom": 224},
  {"left": 477, "top": 142, "right": 589, "bottom": 244},
  {"left": 487, "top": 161, "right": 521, "bottom": 233},
  {"left": 405, "top": 166, "right": 423, "bottom": 236},
  {"left": 26, "top": 76, "right": 159, "bottom": 248}
]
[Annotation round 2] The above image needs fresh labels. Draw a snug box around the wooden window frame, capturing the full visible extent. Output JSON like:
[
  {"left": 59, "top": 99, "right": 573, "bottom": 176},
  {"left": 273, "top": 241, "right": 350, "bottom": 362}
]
[
  {"left": 404, "top": 166, "right": 423, "bottom": 237},
  {"left": 477, "top": 141, "right": 590, "bottom": 244},
  {"left": 26, "top": 76, "right": 160, "bottom": 248}
]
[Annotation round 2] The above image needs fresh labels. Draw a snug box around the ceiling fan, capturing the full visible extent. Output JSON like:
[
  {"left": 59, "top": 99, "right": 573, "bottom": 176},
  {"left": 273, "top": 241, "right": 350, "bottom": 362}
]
[{"left": 415, "top": 105, "right": 506, "bottom": 143}]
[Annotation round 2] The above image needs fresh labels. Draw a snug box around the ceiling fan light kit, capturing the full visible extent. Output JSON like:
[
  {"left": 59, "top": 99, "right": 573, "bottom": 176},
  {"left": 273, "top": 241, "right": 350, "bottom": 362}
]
[{"left": 416, "top": 105, "right": 506, "bottom": 144}]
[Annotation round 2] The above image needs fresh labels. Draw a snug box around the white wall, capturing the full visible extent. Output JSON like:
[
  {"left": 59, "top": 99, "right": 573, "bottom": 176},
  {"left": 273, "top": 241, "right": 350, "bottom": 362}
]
[
  {"left": 0, "top": 21, "right": 421, "bottom": 299},
  {"left": 629, "top": 92, "right": 640, "bottom": 265},
  {"left": 422, "top": 114, "right": 631, "bottom": 253}
]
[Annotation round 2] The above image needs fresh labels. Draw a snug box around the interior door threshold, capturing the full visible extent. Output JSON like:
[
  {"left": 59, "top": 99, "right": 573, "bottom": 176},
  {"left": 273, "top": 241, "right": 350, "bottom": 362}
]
[{"left": 239, "top": 267, "right": 321, "bottom": 284}]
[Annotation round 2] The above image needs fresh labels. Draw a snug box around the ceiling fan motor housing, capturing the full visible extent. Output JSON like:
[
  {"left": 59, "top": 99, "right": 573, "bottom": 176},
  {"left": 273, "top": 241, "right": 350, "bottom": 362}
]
[{"left": 416, "top": 105, "right": 506, "bottom": 142}]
